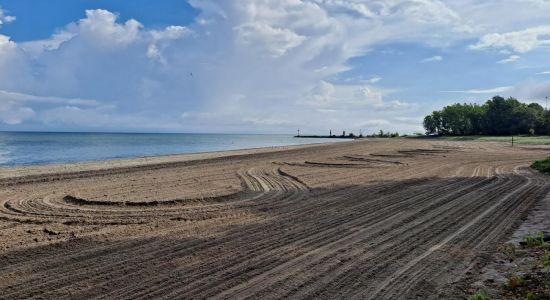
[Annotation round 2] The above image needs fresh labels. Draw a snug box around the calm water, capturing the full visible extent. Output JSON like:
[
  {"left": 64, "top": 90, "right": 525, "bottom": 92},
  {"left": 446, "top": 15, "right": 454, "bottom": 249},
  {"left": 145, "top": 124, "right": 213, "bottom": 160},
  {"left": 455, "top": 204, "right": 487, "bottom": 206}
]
[{"left": 0, "top": 132, "right": 348, "bottom": 167}]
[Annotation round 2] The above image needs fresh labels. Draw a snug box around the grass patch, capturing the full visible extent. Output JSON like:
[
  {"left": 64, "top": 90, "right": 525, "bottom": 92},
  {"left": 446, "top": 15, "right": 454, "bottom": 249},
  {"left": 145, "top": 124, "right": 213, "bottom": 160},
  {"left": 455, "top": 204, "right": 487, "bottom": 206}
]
[
  {"left": 506, "top": 275, "right": 527, "bottom": 290},
  {"left": 486, "top": 233, "right": 549, "bottom": 299},
  {"left": 469, "top": 289, "right": 490, "bottom": 300},
  {"left": 502, "top": 243, "right": 516, "bottom": 261},
  {"left": 532, "top": 158, "right": 550, "bottom": 173},
  {"left": 521, "top": 232, "right": 546, "bottom": 248},
  {"left": 526, "top": 291, "right": 539, "bottom": 300},
  {"left": 414, "top": 135, "right": 550, "bottom": 145}
]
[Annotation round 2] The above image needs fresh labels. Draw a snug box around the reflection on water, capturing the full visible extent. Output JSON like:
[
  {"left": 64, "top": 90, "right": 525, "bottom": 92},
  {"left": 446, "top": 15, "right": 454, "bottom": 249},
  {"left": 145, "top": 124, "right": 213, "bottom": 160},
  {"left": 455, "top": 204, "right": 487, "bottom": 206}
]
[{"left": 0, "top": 132, "right": 350, "bottom": 167}]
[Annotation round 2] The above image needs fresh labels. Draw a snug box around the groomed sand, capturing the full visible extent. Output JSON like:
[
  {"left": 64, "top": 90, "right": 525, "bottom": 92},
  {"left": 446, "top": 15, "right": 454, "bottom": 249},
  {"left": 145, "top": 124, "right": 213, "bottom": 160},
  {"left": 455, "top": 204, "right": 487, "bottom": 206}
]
[{"left": 0, "top": 138, "right": 549, "bottom": 299}]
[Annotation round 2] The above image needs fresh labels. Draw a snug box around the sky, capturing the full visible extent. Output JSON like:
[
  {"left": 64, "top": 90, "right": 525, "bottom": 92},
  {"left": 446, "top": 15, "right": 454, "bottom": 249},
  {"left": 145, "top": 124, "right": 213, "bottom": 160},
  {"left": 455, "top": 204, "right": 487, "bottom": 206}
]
[{"left": 0, "top": 0, "right": 549, "bottom": 134}]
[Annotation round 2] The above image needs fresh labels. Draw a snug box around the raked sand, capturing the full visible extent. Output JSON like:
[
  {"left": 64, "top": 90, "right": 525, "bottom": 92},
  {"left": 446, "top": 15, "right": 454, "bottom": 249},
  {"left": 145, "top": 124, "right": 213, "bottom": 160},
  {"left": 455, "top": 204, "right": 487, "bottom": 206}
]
[{"left": 0, "top": 138, "right": 549, "bottom": 299}]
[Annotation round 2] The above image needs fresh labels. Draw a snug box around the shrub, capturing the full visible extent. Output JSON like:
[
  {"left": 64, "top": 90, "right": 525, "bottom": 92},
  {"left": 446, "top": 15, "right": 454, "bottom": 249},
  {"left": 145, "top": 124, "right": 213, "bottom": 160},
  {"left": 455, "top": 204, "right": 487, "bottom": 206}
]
[{"left": 544, "top": 250, "right": 550, "bottom": 269}]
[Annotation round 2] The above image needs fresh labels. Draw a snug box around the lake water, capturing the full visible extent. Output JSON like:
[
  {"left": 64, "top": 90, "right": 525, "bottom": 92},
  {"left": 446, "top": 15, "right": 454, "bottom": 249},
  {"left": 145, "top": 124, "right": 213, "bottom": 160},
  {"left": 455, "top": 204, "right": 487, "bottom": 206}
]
[{"left": 0, "top": 132, "right": 348, "bottom": 167}]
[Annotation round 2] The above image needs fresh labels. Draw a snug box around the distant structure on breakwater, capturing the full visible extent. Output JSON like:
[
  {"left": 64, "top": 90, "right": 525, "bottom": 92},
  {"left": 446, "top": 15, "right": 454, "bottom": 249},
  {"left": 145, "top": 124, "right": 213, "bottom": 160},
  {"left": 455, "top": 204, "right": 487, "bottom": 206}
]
[{"left": 294, "top": 129, "right": 362, "bottom": 139}]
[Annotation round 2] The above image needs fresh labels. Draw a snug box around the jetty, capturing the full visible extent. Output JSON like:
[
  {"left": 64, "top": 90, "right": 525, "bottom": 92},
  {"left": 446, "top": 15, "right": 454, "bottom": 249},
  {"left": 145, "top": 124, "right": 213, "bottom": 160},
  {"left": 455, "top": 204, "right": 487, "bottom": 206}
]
[
  {"left": 294, "top": 130, "right": 361, "bottom": 139},
  {"left": 294, "top": 135, "right": 358, "bottom": 139}
]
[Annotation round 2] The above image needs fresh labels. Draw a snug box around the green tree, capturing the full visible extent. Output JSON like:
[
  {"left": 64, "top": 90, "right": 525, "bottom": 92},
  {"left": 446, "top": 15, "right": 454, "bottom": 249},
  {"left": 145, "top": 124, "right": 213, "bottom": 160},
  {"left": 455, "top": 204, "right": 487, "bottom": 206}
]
[
  {"left": 512, "top": 104, "right": 539, "bottom": 134},
  {"left": 422, "top": 96, "right": 549, "bottom": 136},
  {"left": 423, "top": 115, "right": 437, "bottom": 135},
  {"left": 485, "top": 96, "right": 522, "bottom": 135},
  {"left": 527, "top": 103, "right": 545, "bottom": 134},
  {"left": 440, "top": 103, "right": 477, "bottom": 135},
  {"left": 465, "top": 104, "right": 488, "bottom": 134}
]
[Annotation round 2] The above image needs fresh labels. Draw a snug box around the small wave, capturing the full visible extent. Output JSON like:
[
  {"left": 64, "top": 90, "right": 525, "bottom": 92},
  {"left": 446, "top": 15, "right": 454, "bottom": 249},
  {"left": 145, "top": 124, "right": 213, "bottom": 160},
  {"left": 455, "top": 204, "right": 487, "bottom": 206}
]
[{"left": 0, "top": 149, "right": 13, "bottom": 165}]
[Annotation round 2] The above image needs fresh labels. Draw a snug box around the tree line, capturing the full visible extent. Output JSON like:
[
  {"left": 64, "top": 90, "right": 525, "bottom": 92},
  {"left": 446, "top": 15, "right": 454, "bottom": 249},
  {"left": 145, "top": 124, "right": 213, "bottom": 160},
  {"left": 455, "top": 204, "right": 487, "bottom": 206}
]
[{"left": 423, "top": 96, "right": 549, "bottom": 136}]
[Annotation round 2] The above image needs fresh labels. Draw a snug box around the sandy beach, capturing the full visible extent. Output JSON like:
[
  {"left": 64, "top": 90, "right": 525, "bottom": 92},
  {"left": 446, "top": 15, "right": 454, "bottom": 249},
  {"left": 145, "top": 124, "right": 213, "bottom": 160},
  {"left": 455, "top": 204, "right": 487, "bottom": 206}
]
[{"left": 1, "top": 138, "right": 549, "bottom": 299}]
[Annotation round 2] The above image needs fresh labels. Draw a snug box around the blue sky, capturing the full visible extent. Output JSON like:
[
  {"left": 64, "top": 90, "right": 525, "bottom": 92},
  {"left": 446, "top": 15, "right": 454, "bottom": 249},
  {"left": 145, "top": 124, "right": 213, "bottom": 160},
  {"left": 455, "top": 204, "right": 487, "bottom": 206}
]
[
  {"left": 0, "top": 0, "right": 549, "bottom": 134},
  {"left": 0, "top": 0, "right": 198, "bottom": 41}
]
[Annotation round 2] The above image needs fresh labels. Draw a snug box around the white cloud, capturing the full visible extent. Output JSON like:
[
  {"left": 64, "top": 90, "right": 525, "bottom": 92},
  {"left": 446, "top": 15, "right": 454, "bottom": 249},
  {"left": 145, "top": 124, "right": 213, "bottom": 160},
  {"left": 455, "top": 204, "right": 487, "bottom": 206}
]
[
  {"left": 146, "top": 44, "right": 162, "bottom": 61},
  {"left": 0, "top": 101, "right": 35, "bottom": 125},
  {"left": 3, "top": 15, "right": 15, "bottom": 23},
  {"left": 497, "top": 55, "right": 520, "bottom": 64},
  {"left": 21, "top": 31, "right": 76, "bottom": 58},
  {"left": 243, "top": 117, "right": 292, "bottom": 126},
  {"left": 19, "top": 10, "right": 142, "bottom": 56},
  {"left": 365, "top": 76, "right": 382, "bottom": 84},
  {"left": 20, "top": 10, "right": 192, "bottom": 60},
  {"left": 0, "top": 7, "right": 16, "bottom": 27},
  {"left": 521, "top": 0, "right": 550, "bottom": 6},
  {"left": 509, "top": 80, "right": 550, "bottom": 100},
  {"left": 357, "top": 119, "right": 390, "bottom": 127},
  {"left": 0, "top": 34, "right": 15, "bottom": 49},
  {"left": 307, "top": 81, "right": 411, "bottom": 111},
  {"left": 150, "top": 26, "right": 191, "bottom": 41},
  {"left": 147, "top": 25, "right": 192, "bottom": 63},
  {"left": 0, "top": 90, "right": 99, "bottom": 106},
  {"left": 537, "top": 71, "right": 550, "bottom": 75},
  {"left": 470, "top": 26, "right": 550, "bottom": 53},
  {"left": 314, "top": 0, "right": 377, "bottom": 18},
  {"left": 447, "top": 0, "right": 550, "bottom": 35},
  {"left": 78, "top": 9, "right": 142, "bottom": 48},
  {"left": 310, "top": 81, "right": 336, "bottom": 105},
  {"left": 441, "top": 86, "right": 514, "bottom": 94},
  {"left": 421, "top": 55, "right": 443, "bottom": 63},
  {"left": 235, "top": 22, "right": 306, "bottom": 57},
  {"left": 355, "top": 116, "right": 424, "bottom": 133},
  {"left": 387, "top": 100, "right": 412, "bottom": 109},
  {"left": 393, "top": 117, "right": 422, "bottom": 125},
  {"left": 441, "top": 80, "right": 550, "bottom": 107}
]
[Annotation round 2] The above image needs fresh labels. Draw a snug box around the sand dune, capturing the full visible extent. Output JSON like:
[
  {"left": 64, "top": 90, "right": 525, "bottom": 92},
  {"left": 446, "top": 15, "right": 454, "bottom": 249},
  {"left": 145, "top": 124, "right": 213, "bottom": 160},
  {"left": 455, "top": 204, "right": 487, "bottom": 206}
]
[{"left": 0, "top": 138, "right": 549, "bottom": 299}]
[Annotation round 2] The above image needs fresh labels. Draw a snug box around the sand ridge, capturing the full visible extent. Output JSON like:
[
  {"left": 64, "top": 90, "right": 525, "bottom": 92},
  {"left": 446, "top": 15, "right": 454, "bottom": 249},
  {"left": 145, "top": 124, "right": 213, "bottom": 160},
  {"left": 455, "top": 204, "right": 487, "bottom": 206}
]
[{"left": 0, "top": 138, "right": 549, "bottom": 299}]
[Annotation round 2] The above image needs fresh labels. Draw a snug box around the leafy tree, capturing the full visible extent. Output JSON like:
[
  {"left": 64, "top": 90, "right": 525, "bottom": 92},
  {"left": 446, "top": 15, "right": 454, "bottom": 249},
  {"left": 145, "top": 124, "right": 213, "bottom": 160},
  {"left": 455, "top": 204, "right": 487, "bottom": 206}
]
[
  {"left": 423, "top": 96, "right": 548, "bottom": 136},
  {"left": 440, "top": 104, "right": 475, "bottom": 135},
  {"left": 512, "top": 104, "right": 538, "bottom": 134},
  {"left": 485, "top": 96, "right": 520, "bottom": 135},
  {"left": 423, "top": 115, "right": 437, "bottom": 135}
]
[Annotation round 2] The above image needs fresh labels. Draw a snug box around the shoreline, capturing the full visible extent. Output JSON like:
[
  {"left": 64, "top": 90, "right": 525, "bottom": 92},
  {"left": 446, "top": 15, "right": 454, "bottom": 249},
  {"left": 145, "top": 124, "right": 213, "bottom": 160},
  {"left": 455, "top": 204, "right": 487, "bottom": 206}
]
[{"left": 0, "top": 139, "right": 357, "bottom": 179}]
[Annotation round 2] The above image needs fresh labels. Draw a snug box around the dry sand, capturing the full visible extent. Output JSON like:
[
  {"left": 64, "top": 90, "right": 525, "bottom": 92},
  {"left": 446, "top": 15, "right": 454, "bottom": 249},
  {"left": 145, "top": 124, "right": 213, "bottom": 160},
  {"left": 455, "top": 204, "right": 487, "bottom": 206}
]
[{"left": 0, "top": 138, "right": 549, "bottom": 299}]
